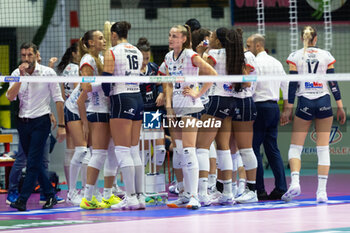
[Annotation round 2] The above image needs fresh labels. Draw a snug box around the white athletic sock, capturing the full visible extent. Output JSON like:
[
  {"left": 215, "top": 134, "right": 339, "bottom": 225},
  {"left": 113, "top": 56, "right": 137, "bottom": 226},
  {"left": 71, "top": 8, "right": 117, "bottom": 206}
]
[
  {"left": 84, "top": 184, "right": 94, "bottom": 201},
  {"left": 208, "top": 174, "right": 217, "bottom": 188},
  {"left": 103, "top": 188, "right": 112, "bottom": 199},
  {"left": 317, "top": 175, "right": 328, "bottom": 193},
  {"left": 291, "top": 171, "right": 300, "bottom": 186},
  {"left": 64, "top": 149, "right": 74, "bottom": 188},
  {"left": 69, "top": 147, "right": 87, "bottom": 192},
  {"left": 198, "top": 178, "right": 208, "bottom": 196},
  {"left": 177, "top": 181, "right": 184, "bottom": 193},
  {"left": 81, "top": 163, "right": 87, "bottom": 190},
  {"left": 182, "top": 147, "right": 199, "bottom": 196},
  {"left": 238, "top": 178, "right": 246, "bottom": 190},
  {"left": 223, "top": 179, "right": 233, "bottom": 195},
  {"left": 121, "top": 166, "right": 136, "bottom": 196},
  {"left": 135, "top": 165, "right": 144, "bottom": 194}
]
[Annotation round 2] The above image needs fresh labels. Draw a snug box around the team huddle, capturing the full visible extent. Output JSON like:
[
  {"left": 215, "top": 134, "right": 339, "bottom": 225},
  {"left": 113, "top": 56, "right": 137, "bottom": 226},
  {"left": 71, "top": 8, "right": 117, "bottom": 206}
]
[{"left": 8, "top": 19, "right": 346, "bottom": 211}]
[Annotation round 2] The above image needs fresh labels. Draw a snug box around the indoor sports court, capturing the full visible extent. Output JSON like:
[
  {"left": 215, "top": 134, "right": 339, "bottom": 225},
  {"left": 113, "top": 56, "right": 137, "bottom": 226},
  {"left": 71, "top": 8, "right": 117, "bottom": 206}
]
[{"left": 0, "top": 0, "right": 350, "bottom": 232}]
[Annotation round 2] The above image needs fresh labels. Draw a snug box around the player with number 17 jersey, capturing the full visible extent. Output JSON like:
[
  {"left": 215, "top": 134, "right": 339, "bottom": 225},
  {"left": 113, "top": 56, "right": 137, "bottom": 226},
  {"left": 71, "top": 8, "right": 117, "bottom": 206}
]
[
  {"left": 286, "top": 47, "right": 336, "bottom": 100},
  {"left": 110, "top": 42, "right": 143, "bottom": 95}
]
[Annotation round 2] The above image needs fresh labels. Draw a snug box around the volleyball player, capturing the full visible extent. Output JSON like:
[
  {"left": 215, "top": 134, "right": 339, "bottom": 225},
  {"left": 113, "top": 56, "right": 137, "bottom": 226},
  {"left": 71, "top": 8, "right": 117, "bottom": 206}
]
[
  {"left": 281, "top": 26, "right": 346, "bottom": 203},
  {"left": 102, "top": 21, "right": 145, "bottom": 210},
  {"left": 164, "top": 24, "right": 217, "bottom": 210}
]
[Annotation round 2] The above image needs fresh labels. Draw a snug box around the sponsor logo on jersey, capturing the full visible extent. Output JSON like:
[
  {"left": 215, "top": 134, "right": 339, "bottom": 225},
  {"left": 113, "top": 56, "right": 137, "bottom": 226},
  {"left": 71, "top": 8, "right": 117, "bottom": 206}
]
[{"left": 305, "top": 82, "right": 323, "bottom": 88}]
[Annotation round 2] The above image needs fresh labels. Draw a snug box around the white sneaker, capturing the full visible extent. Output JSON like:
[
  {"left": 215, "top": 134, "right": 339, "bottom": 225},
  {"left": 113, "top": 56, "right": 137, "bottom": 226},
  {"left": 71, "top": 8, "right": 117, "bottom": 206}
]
[
  {"left": 232, "top": 184, "right": 238, "bottom": 198},
  {"left": 137, "top": 193, "right": 146, "bottom": 209},
  {"left": 218, "top": 193, "right": 235, "bottom": 205},
  {"left": 235, "top": 188, "right": 258, "bottom": 203},
  {"left": 316, "top": 191, "right": 328, "bottom": 203},
  {"left": 94, "top": 189, "right": 103, "bottom": 202},
  {"left": 198, "top": 193, "right": 211, "bottom": 206},
  {"left": 112, "top": 184, "right": 125, "bottom": 197},
  {"left": 169, "top": 181, "right": 179, "bottom": 195},
  {"left": 281, "top": 183, "right": 301, "bottom": 202},
  {"left": 167, "top": 193, "right": 190, "bottom": 208},
  {"left": 111, "top": 195, "right": 140, "bottom": 210},
  {"left": 237, "top": 183, "right": 245, "bottom": 198},
  {"left": 67, "top": 190, "right": 82, "bottom": 206},
  {"left": 186, "top": 195, "right": 201, "bottom": 210},
  {"left": 209, "top": 187, "right": 222, "bottom": 201}
]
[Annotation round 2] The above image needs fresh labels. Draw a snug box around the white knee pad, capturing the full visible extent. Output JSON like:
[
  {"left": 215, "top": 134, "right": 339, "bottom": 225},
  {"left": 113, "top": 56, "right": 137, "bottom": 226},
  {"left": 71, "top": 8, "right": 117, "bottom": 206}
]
[
  {"left": 153, "top": 145, "right": 166, "bottom": 166},
  {"left": 237, "top": 154, "right": 243, "bottom": 168},
  {"left": 197, "top": 148, "right": 210, "bottom": 172},
  {"left": 217, "top": 150, "right": 233, "bottom": 171},
  {"left": 317, "top": 146, "right": 330, "bottom": 166},
  {"left": 239, "top": 148, "right": 257, "bottom": 170},
  {"left": 231, "top": 152, "right": 239, "bottom": 172},
  {"left": 288, "top": 144, "right": 303, "bottom": 161},
  {"left": 131, "top": 145, "right": 142, "bottom": 167},
  {"left": 71, "top": 146, "right": 88, "bottom": 166},
  {"left": 173, "top": 148, "right": 182, "bottom": 169},
  {"left": 82, "top": 147, "right": 92, "bottom": 165},
  {"left": 88, "top": 149, "right": 107, "bottom": 170},
  {"left": 115, "top": 146, "right": 134, "bottom": 168},
  {"left": 182, "top": 147, "right": 199, "bottom": 170},
  {"left": 209, "top": 142, "right": 217, "bottom": 159},
  {"left": 104, "top": 141, "right": 118, "bottom": 176},
  {"left": 64, "top": 149, "right": 74, "bottom": 167}
]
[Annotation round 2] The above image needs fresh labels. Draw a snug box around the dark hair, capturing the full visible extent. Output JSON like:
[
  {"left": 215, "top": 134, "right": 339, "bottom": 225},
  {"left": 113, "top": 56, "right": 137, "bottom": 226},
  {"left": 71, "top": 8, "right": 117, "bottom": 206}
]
[
  {"left": 57, "top": 42, "right": 79, "bottom": 74},
  {"left": 225, "top": 29, "right": 245, "bottom": 92},
  {"left": 137, "top": 37, "right": 151, "bottom": 52},
  {"left": 185, "top": 18, "right": 201, "bottom": 32},
  {"left": 78, "top": 30, "right": 103, "bottom": 74},
  {"left": 191, "top": 28, "right": 211, "bottom": 51},
  {"left": 216, "top": 27, "right": 228, "bottom": 48},
  {"left": 20, "top": 42, "right": 38, "bottom": 54},
  {"left": 111, "top": 21, "right": 131, "bottom": 39}
]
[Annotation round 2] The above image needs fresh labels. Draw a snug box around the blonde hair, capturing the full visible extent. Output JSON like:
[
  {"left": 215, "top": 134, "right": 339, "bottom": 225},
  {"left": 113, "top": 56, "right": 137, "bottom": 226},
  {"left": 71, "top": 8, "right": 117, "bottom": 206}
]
[
  {"left": 302, "top": 26, "right": 317, "bottom": 54},
  {"left": 172, "top": 24, "right": 192, "bottom": 49},
  {"left": 103, "top": 21, "right": 115, "bottom": 52}
]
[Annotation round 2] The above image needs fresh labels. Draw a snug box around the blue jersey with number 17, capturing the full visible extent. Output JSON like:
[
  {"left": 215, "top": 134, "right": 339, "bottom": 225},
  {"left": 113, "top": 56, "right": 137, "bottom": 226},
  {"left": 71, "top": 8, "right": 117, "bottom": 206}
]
[
  {"left": 110, "top": 42, "right": 143, "bottom": 95},
  {"left": 286, "top": 47, "right": 336, "bottom": 100}
]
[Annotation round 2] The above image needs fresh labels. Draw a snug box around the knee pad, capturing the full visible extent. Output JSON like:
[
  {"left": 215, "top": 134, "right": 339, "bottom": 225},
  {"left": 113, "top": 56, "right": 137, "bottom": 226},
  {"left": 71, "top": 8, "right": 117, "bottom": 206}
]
[
  {"left": 288, "top": 144, "right": 303, "bottom": 161},
  {"left": 209, "top": 142, "right": 217, "bottom": 159},
  {"left": 115, "top": 146, "right": 134, "bottom": 168},
  {"left": 104, "top": 144, "right": 118, "bottom": 177},
  {"left": 182, "top": 147, "right": 199, "bottom": 170},
  {"left": 237, "top": 154, "right": 243, "bottom": 168},
  {"left": 196, "top": 148, "right": 210, "bottom": 172},
  {"left": 239, "top": 148, "right": 257, "bottom": 170},
  {"left": 153, "top": 145, "right": 166, "bottom": 166},
  {"left": 173, "top": 148, "right": 182, "bottom": 169},
  {"left": 64, "top": 149, "right": 74, "bottom": 167},
  {"left": 88, "top": 149, "right": 107, "bottom": 170},
  {"left": 82, "top": 147, "right": 92, "bottom": 165},
  {"left": 231, "top": 152, "right": 239, "bottom": 172},
  {"left": 71, "top": 146, "right": 88, "bottom": 166},
  {"left": 217, "top": 150, "right": 233, "bottom": 171},
  {"left": 131, "top": 145, "right": 142, "bottom": 167},
  {"left": 317, "top": 146, "right": 330, "bottom": 166}
]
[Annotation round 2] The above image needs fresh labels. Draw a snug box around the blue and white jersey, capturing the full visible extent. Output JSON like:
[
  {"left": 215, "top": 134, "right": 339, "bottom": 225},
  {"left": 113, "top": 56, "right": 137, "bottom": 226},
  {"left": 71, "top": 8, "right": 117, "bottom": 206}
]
[
  {"left": 164, "top": 48, "right": 203, "bottom": 115},
  {"left": 65, "top": 84, "right": 87, "bottom": 116},
  {"left": 80, "top": 54, "right": 110, "bottom": 113},
  {"left": 139, "top": 62, "right": 160, "bottom": 109},
  {"left": 110, "top": 42, "right": 143, "bottom": 94},
  {"left": 287, "top": 47, "right": 335, "bottom": 100},
  {"left": 62, "top": 63, "right": 79, "bottom": 99}
]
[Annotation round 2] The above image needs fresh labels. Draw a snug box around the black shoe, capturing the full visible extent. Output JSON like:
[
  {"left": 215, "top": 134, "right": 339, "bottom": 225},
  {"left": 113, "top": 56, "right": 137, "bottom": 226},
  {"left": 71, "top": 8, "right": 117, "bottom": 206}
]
[
  {"left": 257, "top": 191, "right": 269, "bottom": 200},
  {"left": 42, "top": 197, "right": 57, "bottom": 209},
  {"left": 10, "top": 199, "right": 27, "bottom": 211},
  {"left": 268, "top": 188, "right": 286, "bottom": 200}
]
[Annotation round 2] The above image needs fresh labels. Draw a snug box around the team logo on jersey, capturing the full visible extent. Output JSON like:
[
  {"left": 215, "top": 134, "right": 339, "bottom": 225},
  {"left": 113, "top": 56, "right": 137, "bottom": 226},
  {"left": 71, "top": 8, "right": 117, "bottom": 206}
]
[
  {"left": 305, "top": 82, "right": 323, "bottom": 88},
  {"left": 223, "top": 84, "right": 233, "bottom": 92},
  {"left": 310, "top": 126, "right": 343, "bottom": 145},
  {"left": 143, "top": 110, "right": 162, "bottom": 129}
]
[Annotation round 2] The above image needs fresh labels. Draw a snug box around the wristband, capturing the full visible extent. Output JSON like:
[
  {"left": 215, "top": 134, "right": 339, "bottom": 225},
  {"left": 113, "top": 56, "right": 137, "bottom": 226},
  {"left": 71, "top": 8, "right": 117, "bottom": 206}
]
[{"left": 58, "top": 124, "right": 65, "bottom": 128}]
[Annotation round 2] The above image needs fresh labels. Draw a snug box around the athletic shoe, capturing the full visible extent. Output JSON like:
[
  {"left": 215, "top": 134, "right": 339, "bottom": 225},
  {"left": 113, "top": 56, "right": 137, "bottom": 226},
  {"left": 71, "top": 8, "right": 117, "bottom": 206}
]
[
  {"left": 67, "top": 190, "right": 82, "bottom": 206},
  {"left": 186, "top": 195, "right": 201, "bottom": 210},
  {"left": 40, "top": 194, "right": 65, "bottom": 204},
  {"left": 237, "top": 182, "right": 245, "bottom": 198},
  {"left": 208, "top": 186, "right": 222, "bottom": 201},
  {"left": 80, "top": 196, "right": 103, "bottom": 210},
  {"left": 112, "top": 184, "right": 125, "bottom": 197},
  {"left": 167, "top": 193, "right": 190, "bottom": 208},
  {"left": 145, "top": 195, "right": 163, "bottom": 204},
  {"left": 316, "top": 191, "right": 328, "bottom": 203},
  {"left": 198, "top": 193, "right": 211, "bottom": 206},
  {"left": 169, "top": 181, "right": 179, "bottom": 195},
  {"left": 101, "top": 194, "right": 122, "bottom": 208},
  {"left": 232, "top": 184, "right": 238, "bottom": 198},
  {"left": 281, "top": 183, "right": 301, "bottom": 202},
  {"left": 218, "top": 193, "right": 235, "bottom": 205},
  {"left": 6, "top": 190, "right": 19, "bottom": 205},
  {"left": 137, "top": 193, "right": 146, "bottom": 209},
  {"left": 111, "top": 195, "right": 140, "bottom": 210},
  {"left": 235, "top": 188, "right": 258, "bottom": 203}
]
